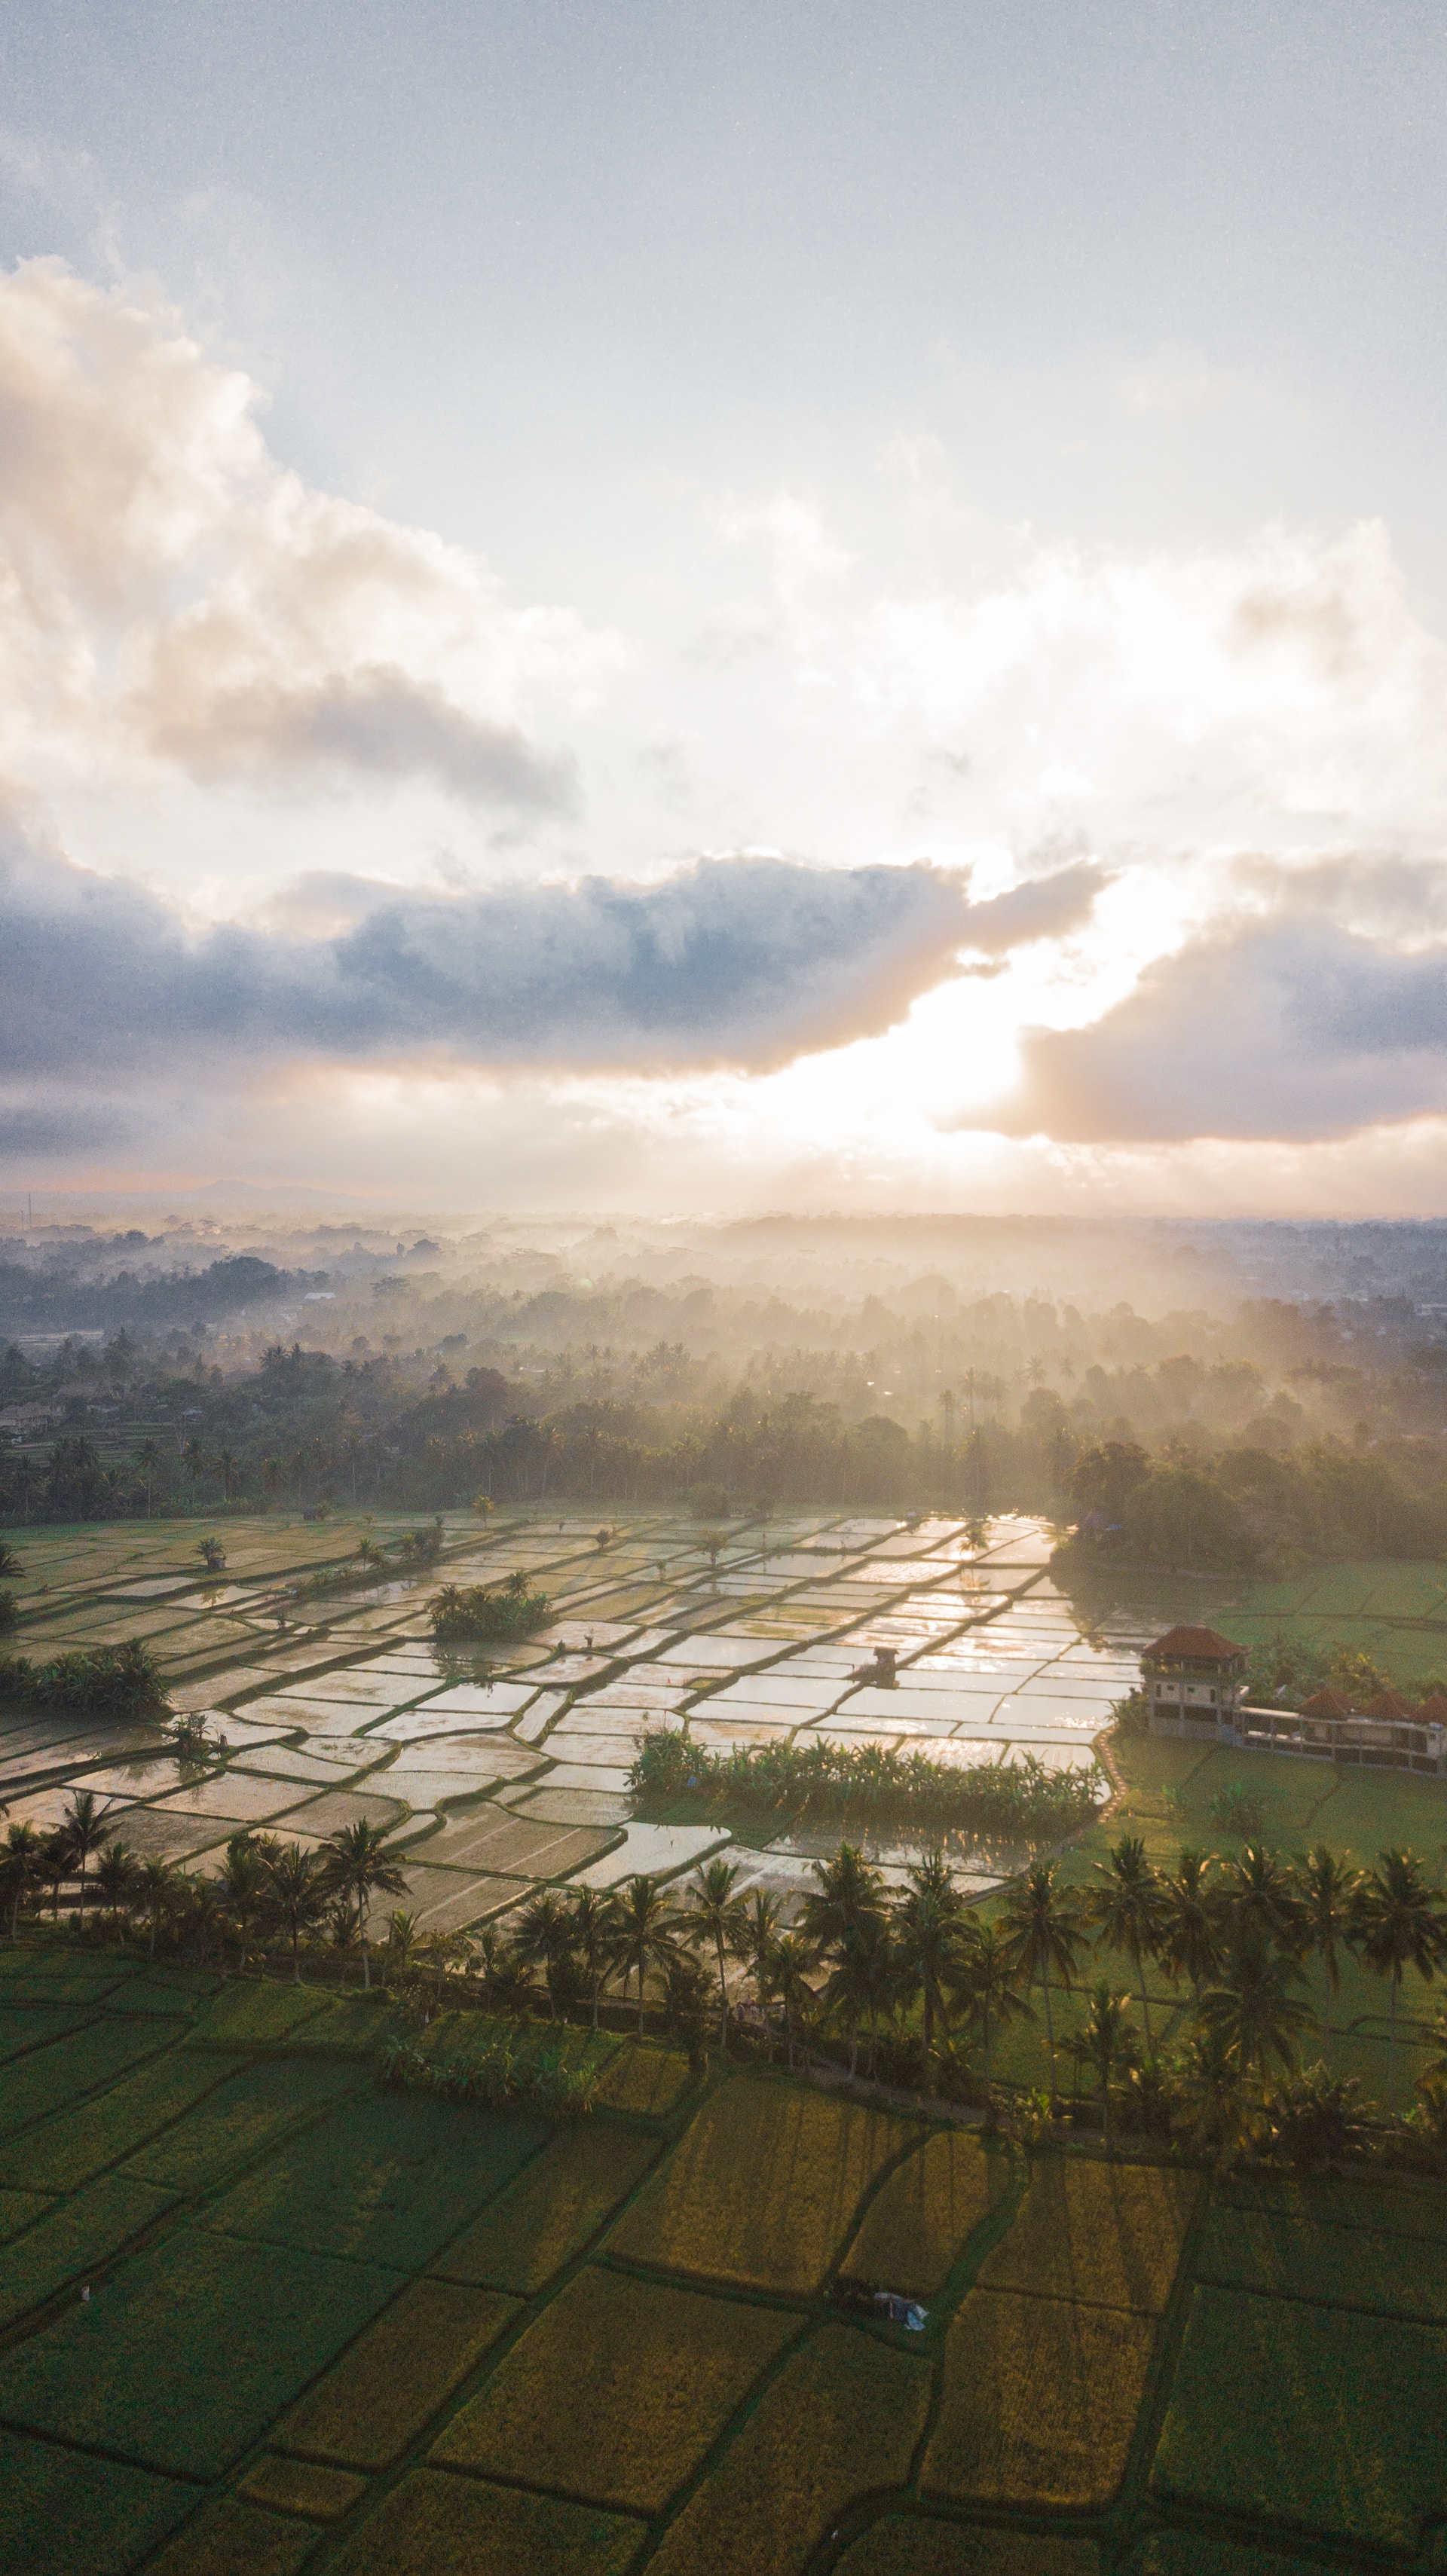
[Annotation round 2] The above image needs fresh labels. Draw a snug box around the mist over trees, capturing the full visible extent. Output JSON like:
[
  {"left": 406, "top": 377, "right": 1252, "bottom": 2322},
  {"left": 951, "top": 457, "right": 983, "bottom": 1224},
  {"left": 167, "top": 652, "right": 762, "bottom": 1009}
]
[{"left": 5, "top": 1211, "right": 1447, "bottom": 1569}]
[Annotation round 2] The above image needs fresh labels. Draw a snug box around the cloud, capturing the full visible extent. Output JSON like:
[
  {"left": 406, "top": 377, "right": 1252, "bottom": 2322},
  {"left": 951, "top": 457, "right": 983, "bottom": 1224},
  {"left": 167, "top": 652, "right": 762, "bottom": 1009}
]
[
  {"left": 0, "top": 258, "right": 604, "bottom": 808},
  {"left": 0, "top": 833, "right": 1103, "bottom": 1086},
  {"left": 1000, "top": 909, "right": 1447, "bottom": 1143}
]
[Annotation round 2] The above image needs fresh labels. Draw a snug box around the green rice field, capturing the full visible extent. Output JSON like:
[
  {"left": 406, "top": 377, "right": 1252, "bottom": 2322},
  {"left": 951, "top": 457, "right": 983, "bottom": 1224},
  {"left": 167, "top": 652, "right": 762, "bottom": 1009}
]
[{"left": 0, "top": 1958, "right": 1444, "bottom": 2572}]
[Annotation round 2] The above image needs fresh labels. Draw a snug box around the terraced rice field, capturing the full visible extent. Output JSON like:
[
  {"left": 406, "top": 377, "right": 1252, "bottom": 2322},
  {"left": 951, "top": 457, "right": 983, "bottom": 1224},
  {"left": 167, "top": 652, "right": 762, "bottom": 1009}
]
[
  {"left": 0, "top": 1505, "right": 1124, "bottom": 1928},
  {"left": 2, "top": 1960, "right": 1445, "bottom": 2572}
]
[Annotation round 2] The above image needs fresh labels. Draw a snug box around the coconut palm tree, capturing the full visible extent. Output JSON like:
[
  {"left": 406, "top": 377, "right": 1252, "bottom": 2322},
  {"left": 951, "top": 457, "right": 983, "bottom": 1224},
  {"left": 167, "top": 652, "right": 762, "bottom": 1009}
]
[
  {"left": 40, "top": 1830, "right": 69, "bottom": 1924},
  {"left": 1, "top": 1821, "right": 44, "bottom": 1938},
  {"left": 511, "top": 1890, "right": 577, "bottom": 2022},
  {"left": 999, "top": 1859, "right": 1088, "bottom": 2111},
  {"left": 1158, "top": 1848, "right": 1221, "bottom": 2006},
  {"left": 137, "top": 1855, "right": 179, "bottom": 1958},
  {"left": 323, "top": 1820, "right": 408, "bottom": 1992},
  {"left": 1088, "top": 1834, "right": 1168, "bottom": 2055},
  {"left": 729, "top": 1885, "right": 783, "bottom": 2027},
  {"left": 1221, "top": 1841, "right": 1304, "bottom": 1950},
  {"left": 891, "top": 1853, "right": 967, "bottom": 2073},
  {"left": 684, "top": 1855, "right": 748, "bottom": 2042},
  {"left": 607, "top": 1875, "right": 681, "bottom": 2035},
  {"left": 217, "top": 1833, "right": 271, "bottom": 1975},
  {"left": 818, "top": 1911, "right": 898, "bottom": 2078},
  {"left": 135, "top": 1438, "right": 161, "bottom": 1517},
  {"left": 1292, "top": 1843, "right": 1363, "bottom": 2065},
  {"left": 59, "top": 1788, "right": 114, "bottom": 1928},
  {"left": 558, "top": 1887, "right": 612, "bottom": 2031},
  {"left": 1081, "top": 1981, "right": 1131, "bottom": 2150},
  {"left": 1195, "top": 1933, "right": 1314, "bottom": 2086},
  {"left": 1351, "top": 1849, "right": 1447, "bottom": 2116},
  {"left": 263, "top": 1844, "right": 330, "bottom": 1984},
  {"left": 769, "top": 1932, "right": 816, "bottom": 2070},
  {"left": 797, "top": 1842, "right": 887, "bottom": 1960},
  {"left": 95, "top": 1841, "right": 139, "bottom": 1945},
  {"left": 953, "top": 1919, "right": 1032, "bottom": 2091}
]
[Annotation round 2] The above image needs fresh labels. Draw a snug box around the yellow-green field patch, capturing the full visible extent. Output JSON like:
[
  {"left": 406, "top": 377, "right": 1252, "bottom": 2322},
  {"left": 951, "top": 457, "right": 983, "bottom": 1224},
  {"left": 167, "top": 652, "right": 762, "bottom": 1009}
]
[
  {"left": 0, "top": 2169, "right": 176, "bottom": 2328},
  {"left": 0, "top": 2043, "right": 231, "bottom": 2191},
  {"left": 278, "top": 2278, "right": 521, "bottom": 2469},
  {"left": 592, "top": 2043, "right": 697, "bottom": 2116},
  {"left": 922, "top": 2287, "right": 1158, "bottom": 2510},
  {"left": 431, "top": 2122, "right": 659, "bottom": 2293},
  {"left": 977, "top": 2156, "right": 1199, "bottom": 2314},
  {"left": 0, "top": 2425, "right": 200, "bottom": 2576},
  {"left": 1195, "top": 2202, "right": 1447, "bottom": 2323},
  {"left": 610, "top": 2073, "right": 919, "bottom": 2293},
  {"left": 121, "top": 2054, "right": 360, "bottom": 2192},
  {"left": 240, "top": 2455, "right": 369, "bottom": 2521},
  {"left": 0, "top": 2013, "right": 185, "bottom": 2142},
  {"left": 433, "top": 2263, "right": 798, "bottom": 2512},
  {"left": 200, "top": 2093, "right": 548, "bottom": 2271},
  {"left": 647, "top": 2323, "right": 932, "bottom": 2576},
  {"left": 145, "top": 2493, "right": 323, "bottom": 2576},
  {"left": 0, "top": 2226, "right": 399, "bottom": 2478},
  {"left": 326, "top": 2465, "right": 647, "bottom": 2574},
  {"left": 837, "top": 2521, "right": 1101, "bottom": 2576},
  {"left": 840, "top": 2129, "right": 1014, "bottom": 2299},
  {"left": 1152, "top": 2284, "right": 1447, "bottom": 2550}
]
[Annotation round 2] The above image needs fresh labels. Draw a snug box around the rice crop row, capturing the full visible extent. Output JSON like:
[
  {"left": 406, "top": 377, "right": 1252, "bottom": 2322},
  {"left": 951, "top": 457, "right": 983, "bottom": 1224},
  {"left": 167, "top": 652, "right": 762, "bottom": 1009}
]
[
  {"left": 631, "top": 1728, "right": 1103, "bottom": 1838},
  {"left": 122, "top": 2054, "right": 360, "bottom": 2193},
  {"left": 837, "top": 2522, "right": 1101, "bottom": 2576},
  {"left": 1195, "top": 2203, "right": 1447, "bottom": 2323},
  {"left": 975, "top": 2158, "right": 1200, "bottom": 2317},
  {"left": 0, "top": 2169, "right": 176, "bottom": 2329},
  {"left": 433, "top": 2264, "right": 798, "bottom": 2513},
  {"left": 0, "top": 2426, "right": 199, "bottom": 2576},
  {"left": 0, "top": 2043, "right": 230, "bottom": 2193},
  {"left": 1132, "top": 2534, "right": 1342, "bottom": 2576},
  {"left": 591, "top": 2042, "right": 696, "bottom": 2117},
  {"left": 1152, "top": 2283, "right": 1447, "bottom": 2550},
  {"left": 279, "top": 2277, "right": 520, "bottom": 2469},
  {"left": 840, "top": 2130, "right": 1013, "bottom": 2300},
  {"left": 609, "top": 2074, "right": 919, "bottom": 2294},
  {"left": 200, "top": 2091, "right": 547, "bottom": 2272},
  {"left": 647, "top": 2324, "right": 932, "bottom": 2576},
  {"left": 325, "top": 2467, "right": 646, "bottom": 2576},
  {"left": 146, "top": 2494, "right": 325, "bottom": 2576},
  {"left": 432, "top": 2122, "right": 659, "bottom": 2294},
  {"left": 1218, "top": 2169, "right": 1447, "bottom": 2243},
  {"left": 0, "top": 2014, "right": 183, "bottom": 2143},
  {"left": 0, "top": 2225, "right": 399, "bottom": 2478},
  {"left": 922, "top": 2287, "right": 1158, "bottom": 2510}
]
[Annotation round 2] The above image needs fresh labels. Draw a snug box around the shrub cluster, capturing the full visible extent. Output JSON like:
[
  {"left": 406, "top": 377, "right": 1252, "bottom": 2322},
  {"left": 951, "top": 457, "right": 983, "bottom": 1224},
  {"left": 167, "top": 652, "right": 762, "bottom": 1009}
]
[
  {"left": 429, "top": 1575, "right": 551, "bottom": 1642},
  {"left": 378, "top": 2031, "right": 598, "bottom": 2115},
  {"left": 0, "top": 1639, "right": 170, "bottom": 1722},
  {"left": 630, "top": 1727, "right": 1103, "bottom": 1840}
]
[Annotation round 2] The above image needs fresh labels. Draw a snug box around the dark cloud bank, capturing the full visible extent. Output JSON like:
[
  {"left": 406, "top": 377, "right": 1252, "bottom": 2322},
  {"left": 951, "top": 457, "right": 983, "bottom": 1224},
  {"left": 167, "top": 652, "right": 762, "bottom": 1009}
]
[{"left": 1, "top": 840, "right": 1101, "bottom": 1140}]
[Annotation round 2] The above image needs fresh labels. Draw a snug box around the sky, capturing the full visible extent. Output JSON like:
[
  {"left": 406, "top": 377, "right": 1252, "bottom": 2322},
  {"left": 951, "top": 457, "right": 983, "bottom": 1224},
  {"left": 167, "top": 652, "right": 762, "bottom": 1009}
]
[{"left": 4, "top": 0, "right": 1447, "bottom": 1216}]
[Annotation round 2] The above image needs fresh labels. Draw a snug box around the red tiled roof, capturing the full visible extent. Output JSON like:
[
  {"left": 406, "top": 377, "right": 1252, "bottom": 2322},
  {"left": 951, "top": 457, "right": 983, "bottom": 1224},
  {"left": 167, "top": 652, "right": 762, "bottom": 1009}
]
[
  {"left": 1363, "top": 1690, "right": 1415, "bottom": 1721},
  {"left": 1143, "top": 1625, "right": 1247, "bottom": 1664},
  {"left": 1415, "top": 1693, "right": 1447, "bottom": 1724},
  {"left": 1299, "top": 1687, "right": 1358, "bottom": 1720}
]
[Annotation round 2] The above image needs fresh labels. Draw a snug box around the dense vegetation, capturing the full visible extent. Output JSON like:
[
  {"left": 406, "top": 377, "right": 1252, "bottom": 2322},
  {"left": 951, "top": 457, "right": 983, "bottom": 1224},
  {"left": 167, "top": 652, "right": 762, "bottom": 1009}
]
[
  {"left": 429, "top": 1573, "right": 552, "bottom": 1642},
  {"left": 0, "top": 1641, "right": 170, "bottom": 1723},
  {"left": 631, "top": 1727, "right": 1102, "bottom": 1841}
]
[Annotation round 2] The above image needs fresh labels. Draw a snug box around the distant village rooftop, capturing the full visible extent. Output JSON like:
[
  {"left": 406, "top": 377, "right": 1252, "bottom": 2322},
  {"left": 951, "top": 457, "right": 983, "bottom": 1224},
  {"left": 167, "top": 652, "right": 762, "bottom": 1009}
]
[{"left": 1140, "top": 1624, "right": 1447, "bottom": 1778}]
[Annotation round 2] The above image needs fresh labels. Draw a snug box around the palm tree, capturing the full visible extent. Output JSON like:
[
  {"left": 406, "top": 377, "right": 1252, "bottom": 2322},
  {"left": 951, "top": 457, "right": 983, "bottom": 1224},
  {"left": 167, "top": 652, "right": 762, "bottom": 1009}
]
[
  {"left": 953, "top": 1919, "right": 1031, "bottom": 2090},
  {"left": 382, "top": 1909, "right": 419, "bottom": 1993},
  {"left": 818, "top": 1913, "right": 898, "bottom": 2078},
  {"left": 216, "top": 1447, "right": 239, "bottom": 1501},
  {"left": 730, "top": 1886, "right": 783, "bottom": 2027},
  {"left": 136, "top": 1438, "right": 161, "bottom": 1517},
  {"left": 264, "top": 1844, "right": 330, "bottom": 1984},
  {"left": 607, "top": 1875, "right": 681, "bottom": 2034},
  {"left": 1351, "top": 1849, "right": 1447, "bottom": 2116},
  {"left": 1082, "top": 1981, "right": 1130, "bottom": 2150},
  {"left": 1292, "top": 1844, "right": 1363, "bottom": 2064},
  {"left": 323, "top": 1822, "right": 408, "bottom": 1992},
  {"left": 891, "top": 1853, "right": 967, "bottom": 2073},
  {"left": 797, "top": 1842, "right": 887, "bottom": 1959},
  {"left": 40, "top": 1830, "right": 69, "bottom": 1923},
  {"left": 769, "top": 1932, "right": 816, "bottom": 2070},
  {"left": 95, "top": 1842, "right": 139, "bottom": 1945},
  {"left": 1, "top": 1822, "right": 44, "bottom": 1938},
  {"left": 60, "top": 1789, "right": 113, "bottom": 1927},
  {"left": 1222, "top": 1841, "right": 1304, "bottom": 1951},
  {"left": 999, "top": 1859, "right": 1088, "bottom": 2112},
  {"left": 1158, "top": 1849, "right": 1221, "bottom": 2006},
  {"left": 1195, "top": 1933, "right": 1314, "bottom": 2085},
  {"left": 1088, "top": 1834, "right": 1168, "bottom": 2054},
  {"left": 562, "top": 1887, "right": 614, "bottom": 2031},
  {"left": 685, "top": 1855, "right": 748, "bottom": 2042},
  {"left": 217, "top": 1833, "right": 271, "bottom": 1974},
  {"left": 511, "top": 1890, "right": 577, "bottom": 2022},
  {"left": 180, "top": 1872, "right": 225, "bottom": 1966},
  {"left": 137, "top": 1855, "right": 179, "bottom": 1958}
]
